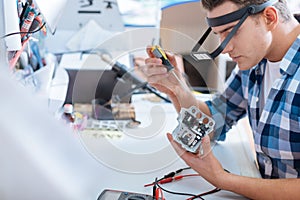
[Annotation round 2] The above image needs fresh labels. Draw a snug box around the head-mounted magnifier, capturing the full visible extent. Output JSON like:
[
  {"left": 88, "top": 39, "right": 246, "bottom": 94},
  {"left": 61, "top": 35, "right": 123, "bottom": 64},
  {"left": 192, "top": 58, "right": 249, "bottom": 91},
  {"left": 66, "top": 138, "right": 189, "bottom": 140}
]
[{"left": 191, "top": 0, "right": 277, "bottom": 60}]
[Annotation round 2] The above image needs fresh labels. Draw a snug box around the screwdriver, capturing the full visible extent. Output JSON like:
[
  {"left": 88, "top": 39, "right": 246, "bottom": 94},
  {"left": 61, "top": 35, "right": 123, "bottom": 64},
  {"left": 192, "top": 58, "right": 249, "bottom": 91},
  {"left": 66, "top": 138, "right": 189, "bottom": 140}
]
[
  {"left": 151, "top": 45, "right": 175, "bottom": 71},
  {"left": 150, "top": 45, "right": 190, "bottom": 92}
]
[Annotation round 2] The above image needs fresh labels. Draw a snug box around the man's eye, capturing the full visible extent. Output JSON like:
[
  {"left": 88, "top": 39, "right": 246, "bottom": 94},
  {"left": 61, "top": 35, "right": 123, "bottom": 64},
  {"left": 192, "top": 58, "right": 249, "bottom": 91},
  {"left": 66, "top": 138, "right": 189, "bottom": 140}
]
[{"left": 220, "top": 32, "right": 229, "bottom": 39}]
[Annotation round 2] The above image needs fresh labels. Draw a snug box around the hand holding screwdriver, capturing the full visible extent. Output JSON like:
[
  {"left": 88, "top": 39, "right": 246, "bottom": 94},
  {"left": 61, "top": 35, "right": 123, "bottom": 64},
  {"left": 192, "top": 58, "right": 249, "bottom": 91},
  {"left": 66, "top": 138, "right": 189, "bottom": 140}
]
[
  {"left": 150, "top": 45, "right": 190, "bottom": 92},
  {"left": 145, "top": 45, "right": 197, "bottom": 112}
]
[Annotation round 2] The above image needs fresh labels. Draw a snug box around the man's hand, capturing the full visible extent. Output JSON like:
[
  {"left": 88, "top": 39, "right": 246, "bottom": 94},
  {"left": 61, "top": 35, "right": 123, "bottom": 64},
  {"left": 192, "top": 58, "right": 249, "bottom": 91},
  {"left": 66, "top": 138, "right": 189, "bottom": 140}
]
[
  {"left": 143, "top": 46, "right": 199, "bottom": 112},
  {"left": 167, "top": 133, "right": 228, "bottom": 188},
  {"left": 143, "top": 46, "right": 186, "bottom": 96}
]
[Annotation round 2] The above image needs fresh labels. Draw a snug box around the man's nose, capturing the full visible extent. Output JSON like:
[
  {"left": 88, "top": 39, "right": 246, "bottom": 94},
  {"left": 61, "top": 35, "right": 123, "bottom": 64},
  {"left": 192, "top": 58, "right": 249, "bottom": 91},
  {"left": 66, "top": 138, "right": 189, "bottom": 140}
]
[{"left": 221, "top": 39, "right": 234, "bottom": 54}]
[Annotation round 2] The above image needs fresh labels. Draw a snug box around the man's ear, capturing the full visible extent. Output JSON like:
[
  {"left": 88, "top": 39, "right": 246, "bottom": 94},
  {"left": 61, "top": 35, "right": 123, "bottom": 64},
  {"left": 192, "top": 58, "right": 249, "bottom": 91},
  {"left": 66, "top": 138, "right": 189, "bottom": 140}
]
[{"left": 263, "top": 6, "right": 279, "bottom": 30}]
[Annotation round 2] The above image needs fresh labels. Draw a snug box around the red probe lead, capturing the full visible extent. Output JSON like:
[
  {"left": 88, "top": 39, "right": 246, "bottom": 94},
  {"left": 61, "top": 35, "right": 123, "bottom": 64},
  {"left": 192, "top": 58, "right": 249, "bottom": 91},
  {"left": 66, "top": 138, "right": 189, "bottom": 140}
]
[{"left": 144, "top": 174, "right": 200, "bottom": 187}]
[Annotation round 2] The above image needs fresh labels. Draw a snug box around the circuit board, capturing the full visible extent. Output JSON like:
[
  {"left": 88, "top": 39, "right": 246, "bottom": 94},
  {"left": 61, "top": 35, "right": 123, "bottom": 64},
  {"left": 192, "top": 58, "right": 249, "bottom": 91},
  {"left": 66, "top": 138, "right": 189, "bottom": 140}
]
[{"left": 172, "top": 106, "right": 215, "bottom": 153}]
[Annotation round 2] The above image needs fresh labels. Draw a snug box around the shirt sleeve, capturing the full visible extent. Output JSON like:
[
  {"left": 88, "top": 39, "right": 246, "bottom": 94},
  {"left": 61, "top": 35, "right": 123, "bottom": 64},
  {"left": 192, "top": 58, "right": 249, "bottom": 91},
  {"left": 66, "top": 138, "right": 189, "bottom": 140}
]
[{"left": 205, "top": 66, "right": 248, "bottom": 141}]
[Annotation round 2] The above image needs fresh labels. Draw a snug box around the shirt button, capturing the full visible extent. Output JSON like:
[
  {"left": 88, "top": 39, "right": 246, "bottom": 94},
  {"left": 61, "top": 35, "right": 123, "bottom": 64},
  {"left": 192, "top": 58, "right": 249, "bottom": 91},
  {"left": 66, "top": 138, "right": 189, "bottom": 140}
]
[{"left": 264, "top": 157, "right": 271, "bottom": 164}]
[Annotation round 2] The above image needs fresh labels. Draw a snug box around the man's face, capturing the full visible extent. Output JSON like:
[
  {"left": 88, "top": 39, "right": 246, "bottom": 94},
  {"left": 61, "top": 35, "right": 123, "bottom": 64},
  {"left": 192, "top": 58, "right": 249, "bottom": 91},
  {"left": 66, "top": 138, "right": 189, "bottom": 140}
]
[{"left": 207, "top": 1, "right": 272, "bottom": 70}]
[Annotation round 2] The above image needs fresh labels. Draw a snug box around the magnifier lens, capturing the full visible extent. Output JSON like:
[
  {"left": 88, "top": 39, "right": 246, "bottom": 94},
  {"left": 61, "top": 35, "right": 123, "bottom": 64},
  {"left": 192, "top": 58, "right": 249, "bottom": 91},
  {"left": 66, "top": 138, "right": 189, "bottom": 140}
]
[{"left": 191, "top": 52, "right": 212, "bottom": 61}]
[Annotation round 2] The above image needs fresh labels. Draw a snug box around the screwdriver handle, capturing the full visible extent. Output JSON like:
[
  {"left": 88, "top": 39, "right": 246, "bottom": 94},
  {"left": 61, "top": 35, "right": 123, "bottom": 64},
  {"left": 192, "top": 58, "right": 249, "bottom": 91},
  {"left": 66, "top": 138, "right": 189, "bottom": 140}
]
[{"left": 151, "top": 45, "right": 174, "bottom": 71}]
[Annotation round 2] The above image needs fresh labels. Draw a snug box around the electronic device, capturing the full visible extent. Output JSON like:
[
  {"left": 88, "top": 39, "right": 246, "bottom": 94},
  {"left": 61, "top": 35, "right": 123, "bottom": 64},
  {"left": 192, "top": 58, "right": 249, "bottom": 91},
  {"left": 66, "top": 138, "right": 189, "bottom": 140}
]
[
  {"left": 97, "top": 189, "right": 156, "bottom": 200},
  {"left": 172, "top": 106, "right": 215, "bottom": 153},
  {"left": 64, "top": 68, "right": 130, "bottom": 104}
]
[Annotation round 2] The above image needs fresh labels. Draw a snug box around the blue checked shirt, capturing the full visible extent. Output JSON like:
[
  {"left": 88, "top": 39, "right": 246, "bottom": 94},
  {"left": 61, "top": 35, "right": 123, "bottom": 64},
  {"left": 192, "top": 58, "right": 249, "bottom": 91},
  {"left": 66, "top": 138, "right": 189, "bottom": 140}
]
[{"left": 206, "top": 35, "right": 300, "bottom": 178}]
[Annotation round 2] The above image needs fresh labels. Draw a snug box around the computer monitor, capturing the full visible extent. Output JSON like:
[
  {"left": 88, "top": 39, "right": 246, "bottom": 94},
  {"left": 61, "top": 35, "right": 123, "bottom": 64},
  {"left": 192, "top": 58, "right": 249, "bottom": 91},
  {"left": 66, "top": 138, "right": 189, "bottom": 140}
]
[{"left": 64, "top": 68, "right": 132, "bottom": 104}]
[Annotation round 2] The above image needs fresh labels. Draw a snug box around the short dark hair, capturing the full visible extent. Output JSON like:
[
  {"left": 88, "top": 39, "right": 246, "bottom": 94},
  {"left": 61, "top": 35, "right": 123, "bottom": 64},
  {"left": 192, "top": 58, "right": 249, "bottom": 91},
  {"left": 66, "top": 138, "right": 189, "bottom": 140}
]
[{"left": 201, "top": 0, "right": 292, "bottom": 22}]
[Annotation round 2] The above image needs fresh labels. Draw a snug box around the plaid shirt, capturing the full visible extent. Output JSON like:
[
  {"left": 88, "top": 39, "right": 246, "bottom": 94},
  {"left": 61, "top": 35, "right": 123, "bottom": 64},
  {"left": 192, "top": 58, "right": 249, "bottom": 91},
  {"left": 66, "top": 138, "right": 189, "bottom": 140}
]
[{"left": 206, "top": 35, "right": 300, "bottom": 178}]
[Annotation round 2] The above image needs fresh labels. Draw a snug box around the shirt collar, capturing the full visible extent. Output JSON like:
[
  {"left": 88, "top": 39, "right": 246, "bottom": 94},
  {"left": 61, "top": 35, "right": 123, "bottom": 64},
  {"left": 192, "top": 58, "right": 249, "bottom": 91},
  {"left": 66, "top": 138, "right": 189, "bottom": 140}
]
[
  {"left": 249, "top": 59, "right": 266, "bottom": 85},
  {"left": 280, "top": 34, "right": 300, "bottom": 76}
]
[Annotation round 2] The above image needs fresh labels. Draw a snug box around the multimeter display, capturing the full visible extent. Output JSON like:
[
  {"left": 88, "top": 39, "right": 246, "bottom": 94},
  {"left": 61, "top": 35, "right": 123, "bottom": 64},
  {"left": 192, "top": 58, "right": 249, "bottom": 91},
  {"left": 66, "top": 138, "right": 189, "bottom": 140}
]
[{"left": 97, "top": 189, "right": 157, "bottom": 200}]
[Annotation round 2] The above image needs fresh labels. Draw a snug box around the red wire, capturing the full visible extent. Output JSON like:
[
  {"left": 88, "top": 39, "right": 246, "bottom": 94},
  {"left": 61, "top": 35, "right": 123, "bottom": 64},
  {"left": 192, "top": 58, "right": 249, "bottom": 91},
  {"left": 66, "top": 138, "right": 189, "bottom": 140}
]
[
  {"left": 186, "top": 187, "right": 221, "bottom": 200},
  {"left": 150, "top": 174, "right": 221, "bottom": 199},
  {"left": 155, "top": 188, "right": 165, "bottom": 200},
  {"left": 144, "top": 174, "right": 200, "bottom": 187}
]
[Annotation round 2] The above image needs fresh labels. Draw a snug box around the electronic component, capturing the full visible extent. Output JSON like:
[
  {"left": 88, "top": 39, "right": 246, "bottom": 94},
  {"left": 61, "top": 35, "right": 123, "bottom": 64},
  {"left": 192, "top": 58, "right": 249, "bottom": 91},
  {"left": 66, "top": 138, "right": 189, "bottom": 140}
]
[{"left": 172, "top": 106, "right": 215, "bottom": 153}]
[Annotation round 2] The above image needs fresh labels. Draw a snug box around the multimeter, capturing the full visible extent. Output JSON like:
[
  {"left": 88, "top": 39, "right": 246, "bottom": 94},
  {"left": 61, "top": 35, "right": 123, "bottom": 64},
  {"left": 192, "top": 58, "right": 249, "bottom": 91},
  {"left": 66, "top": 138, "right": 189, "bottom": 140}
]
[{"left": 97, "top": 189, "right": 159, "bottom": 200}]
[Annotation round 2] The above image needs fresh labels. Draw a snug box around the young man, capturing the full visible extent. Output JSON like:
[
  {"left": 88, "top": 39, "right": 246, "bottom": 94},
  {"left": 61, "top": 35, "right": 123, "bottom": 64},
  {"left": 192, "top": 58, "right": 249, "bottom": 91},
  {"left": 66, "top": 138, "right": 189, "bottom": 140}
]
[{"left": 144, "top": 0, "right": 300, "bottom": 199}]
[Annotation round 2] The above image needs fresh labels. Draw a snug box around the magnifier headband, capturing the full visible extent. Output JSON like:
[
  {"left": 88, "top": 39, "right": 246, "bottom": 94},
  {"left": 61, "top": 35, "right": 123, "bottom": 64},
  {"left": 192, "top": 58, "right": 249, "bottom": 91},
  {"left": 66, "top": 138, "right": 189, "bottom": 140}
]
[
  {"left": 191, "top": 0, "right": 277, "bottom": 60},
  {"left": 207, "top": 0, "right": 276, "bottom": 27}
]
